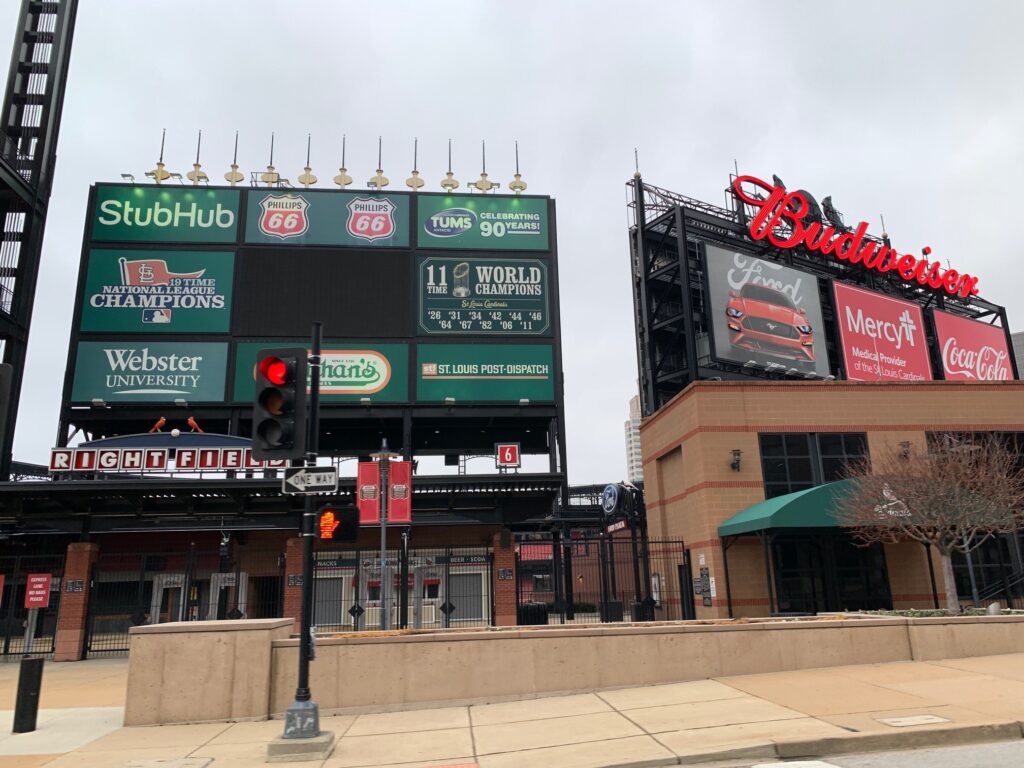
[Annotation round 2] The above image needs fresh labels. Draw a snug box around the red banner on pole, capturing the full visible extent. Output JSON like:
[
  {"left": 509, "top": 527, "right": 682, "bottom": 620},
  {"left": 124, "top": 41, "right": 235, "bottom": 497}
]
[
  {"left": 388, "top": 460, "right": 413, "bottom": 524},
  {"left": 357, "top": 461, "right": 381, "bottom": 525},
  {"left": 24, "top": 574, "right": 52, "bottom": 609}
]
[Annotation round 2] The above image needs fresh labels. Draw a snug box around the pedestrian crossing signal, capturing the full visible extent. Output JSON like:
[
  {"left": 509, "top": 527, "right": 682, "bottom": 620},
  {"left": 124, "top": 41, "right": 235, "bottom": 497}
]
[
  {"left": 318, "top": 506, "right": 358, "bottom": 542},
  {"left": 319, "top": 509, "right": 340, "bottom": 539}
]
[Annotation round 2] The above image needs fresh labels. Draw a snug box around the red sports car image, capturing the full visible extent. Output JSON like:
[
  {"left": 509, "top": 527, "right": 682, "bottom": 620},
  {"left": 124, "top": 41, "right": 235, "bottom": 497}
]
[{"left": 725, "top": 283, "right": 815, "bottom": 368}]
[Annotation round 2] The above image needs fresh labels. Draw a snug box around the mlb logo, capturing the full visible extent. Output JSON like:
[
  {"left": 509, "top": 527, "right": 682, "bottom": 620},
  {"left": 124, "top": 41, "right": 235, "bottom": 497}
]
[
  {"left": 421, "top": 363, "right": 438, "bottom": 376},
  {"left": 143, "top": 309, "right": 172, "bottom": 324}
]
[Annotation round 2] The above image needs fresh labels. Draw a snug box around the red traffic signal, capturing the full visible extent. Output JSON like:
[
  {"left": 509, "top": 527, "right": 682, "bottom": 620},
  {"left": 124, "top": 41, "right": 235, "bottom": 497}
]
[{"left": 252, "top": 348, "right": 307, "bottom": 460}]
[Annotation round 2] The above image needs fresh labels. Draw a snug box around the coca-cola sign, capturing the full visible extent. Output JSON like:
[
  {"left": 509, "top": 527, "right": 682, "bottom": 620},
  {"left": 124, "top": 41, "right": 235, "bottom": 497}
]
[
  {"left": 833, "top": 283, "right": 932, "bottom": 382},
  {"left": 732, "top": 176, "right": 980, "bottom": 300},
  {"left": 932, "top": 310, "right": 1014, "bottom": 381}
]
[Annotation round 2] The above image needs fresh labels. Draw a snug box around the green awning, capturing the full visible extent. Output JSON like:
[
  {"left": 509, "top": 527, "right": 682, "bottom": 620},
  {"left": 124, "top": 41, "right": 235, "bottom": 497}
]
[{"left": 717, "top": 479, "right": 855, "bottom": 537}]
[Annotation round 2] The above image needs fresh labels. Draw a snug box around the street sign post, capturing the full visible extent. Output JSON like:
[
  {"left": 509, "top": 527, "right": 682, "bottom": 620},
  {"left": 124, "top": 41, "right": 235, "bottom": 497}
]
[{"left": 282, "top": 467, "right": 338, "bottom": 495}]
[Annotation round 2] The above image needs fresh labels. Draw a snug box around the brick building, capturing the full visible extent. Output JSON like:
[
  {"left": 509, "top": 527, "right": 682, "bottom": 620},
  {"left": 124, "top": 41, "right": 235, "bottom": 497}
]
[{"left": 640, "top": 380, "right": 1024, "bottom": 617}]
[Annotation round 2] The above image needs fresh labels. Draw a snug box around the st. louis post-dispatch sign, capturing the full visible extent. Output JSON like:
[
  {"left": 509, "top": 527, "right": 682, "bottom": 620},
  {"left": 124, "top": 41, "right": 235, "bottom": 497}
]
[
  {"left": 418, "top": 195, "right": 548, "bottom": 251},
  {"left": 416, "top": 344, "right": 555, "bottom": 401},
  {"left": 80, "top": 250, "right": 234, "bottom": 333},
  {"left": 233, "top": 342, "right": 409, "bottom": 402},
  {"left": 91, "top": 186, "right": 239, "bottom": 243},
  {"left": 833, "top": 283, "right": 932, "bottom": 382},
  {"left": 243, "top": 190, "right": 410, "bottom": 247},
  {"left": 417, "top": 256, "right": 550, "bottom": 335},
  {"left": 932, "top": 310, "right": 1014, "bottom": 381},
  {"left": 71, "top": 341, "right": 228, "bottom": 403}
]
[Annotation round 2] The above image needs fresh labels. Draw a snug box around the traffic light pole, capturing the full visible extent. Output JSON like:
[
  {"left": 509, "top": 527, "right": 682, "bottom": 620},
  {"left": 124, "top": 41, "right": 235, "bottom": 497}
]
[{"left": 283, "top": 322, "right": 322, "bottom": 741}]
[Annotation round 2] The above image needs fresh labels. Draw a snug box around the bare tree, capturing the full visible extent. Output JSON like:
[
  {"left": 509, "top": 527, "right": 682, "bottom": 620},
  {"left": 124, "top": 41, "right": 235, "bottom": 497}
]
[{"left": 833, "top": 434, "right": 1024, "bottom": 612}]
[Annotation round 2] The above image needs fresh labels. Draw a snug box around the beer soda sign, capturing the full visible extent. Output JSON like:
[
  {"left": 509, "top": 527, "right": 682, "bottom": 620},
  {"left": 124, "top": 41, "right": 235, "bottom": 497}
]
[{"left": 932, "top": 310, "right": 1014, "bottom": 381}]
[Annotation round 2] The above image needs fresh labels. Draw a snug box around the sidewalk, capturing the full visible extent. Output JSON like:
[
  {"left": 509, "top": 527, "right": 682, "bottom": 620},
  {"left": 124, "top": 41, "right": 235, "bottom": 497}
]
[{"left": 2, "top": 653, "right": 1024, "bottom": 767}]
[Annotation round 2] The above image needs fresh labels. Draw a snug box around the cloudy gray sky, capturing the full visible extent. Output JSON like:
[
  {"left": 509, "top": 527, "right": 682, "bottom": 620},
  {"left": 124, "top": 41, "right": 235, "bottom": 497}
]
[{"left": 5, "top": 1, "right": 1024, "bottom": 484}]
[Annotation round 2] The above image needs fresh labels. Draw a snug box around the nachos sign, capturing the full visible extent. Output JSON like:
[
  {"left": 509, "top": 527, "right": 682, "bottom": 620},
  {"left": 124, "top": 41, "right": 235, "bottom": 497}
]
[
  {"left": 258, "top": 194, "right": 309, "bottom": 239},
  {"left": 347, "top": 197, "right": 396, "bottom": 242}
]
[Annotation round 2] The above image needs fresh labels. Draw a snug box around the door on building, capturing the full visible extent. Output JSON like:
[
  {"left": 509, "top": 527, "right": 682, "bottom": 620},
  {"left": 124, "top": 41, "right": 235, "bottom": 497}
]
[
  {"left": 771, "top": 532, "right": 892, "bottom": 613},
  {"left": 150, "top": 573, "right": 186, "bottom": 623},
  {"left": 207, "top": 572, "right": 248, "bottom": 620}
]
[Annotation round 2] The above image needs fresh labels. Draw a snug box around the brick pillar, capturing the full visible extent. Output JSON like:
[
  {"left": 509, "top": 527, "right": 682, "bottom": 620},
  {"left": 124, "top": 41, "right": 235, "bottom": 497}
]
[
  {"left": 54, "top": 542, "right": 99, "bottom": 662},
  {"left": 283, "top": 536, "right": 304, "bottom": 633},
  {"left": 492, "top": 531, "right": 517, "bottom": 626}
]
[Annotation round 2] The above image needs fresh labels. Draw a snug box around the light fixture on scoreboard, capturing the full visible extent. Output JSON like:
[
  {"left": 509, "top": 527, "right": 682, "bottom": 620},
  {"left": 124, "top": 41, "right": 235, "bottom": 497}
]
[
  {"left": 185, "top": 130, "right": 208, "bottom": 186},
  {"left": 298, "top": 134, "right": 317, "bottom": 188},
  {"left": 224, "top": 130, "right": 244, "bottom": 186},
  {"left": 260, "top": 132, "right": 280, "bottom": 186},
  {"left": 406, "top": 137, "right": 425, "bottom": 191},
  {"left": 333, "top": 134, "right": 353, "bottom": 188},
  {"left": 440, "top": 139, "right": 460, "bottom": 192},
  {"left": 145, "top": 128, "right": 171, "bottom": 185},
  {"left": 472, "top": 140, "right": 496, "bottom": 193},
  {"left": 367, "top": 136, "right": 389, "bottom": 189}
]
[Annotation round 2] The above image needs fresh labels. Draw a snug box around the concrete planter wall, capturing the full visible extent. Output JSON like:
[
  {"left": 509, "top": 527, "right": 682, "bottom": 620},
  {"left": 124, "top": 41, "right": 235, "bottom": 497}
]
[{"left": 124, "top": 615, "right": 1024, "bottom": 725}]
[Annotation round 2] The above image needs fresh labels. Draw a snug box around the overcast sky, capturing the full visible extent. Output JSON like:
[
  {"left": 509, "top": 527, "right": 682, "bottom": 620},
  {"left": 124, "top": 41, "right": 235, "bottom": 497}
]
[{"left": 5, "top": 1, "right": 1024, "bottom": 484}]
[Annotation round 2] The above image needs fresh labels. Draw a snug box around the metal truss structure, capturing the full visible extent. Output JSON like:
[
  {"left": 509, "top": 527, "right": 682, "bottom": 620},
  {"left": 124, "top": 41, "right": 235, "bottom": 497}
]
[
  {"left": 627, "top": 175, "right": 1014, "bottom": 417},
  {"left": 0, "top": 0, "right": 79, "bottom": 479}
]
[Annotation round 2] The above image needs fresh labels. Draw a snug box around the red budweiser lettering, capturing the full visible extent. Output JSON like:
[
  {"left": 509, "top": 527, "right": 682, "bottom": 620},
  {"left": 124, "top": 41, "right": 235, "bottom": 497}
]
[{"left": 732, "top": 176, "right": 979, "bottom": 299}]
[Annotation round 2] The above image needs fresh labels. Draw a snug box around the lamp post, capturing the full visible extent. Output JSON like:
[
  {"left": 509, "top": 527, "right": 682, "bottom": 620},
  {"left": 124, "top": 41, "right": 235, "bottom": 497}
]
[{"left": 371, "top": 439, "right": 400, "bottom": 630}]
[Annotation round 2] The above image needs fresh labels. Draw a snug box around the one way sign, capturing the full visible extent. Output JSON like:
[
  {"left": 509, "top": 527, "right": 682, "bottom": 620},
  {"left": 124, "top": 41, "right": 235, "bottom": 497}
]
[{"left": 282, "top": 467, "right": 339, "bottom": 495}]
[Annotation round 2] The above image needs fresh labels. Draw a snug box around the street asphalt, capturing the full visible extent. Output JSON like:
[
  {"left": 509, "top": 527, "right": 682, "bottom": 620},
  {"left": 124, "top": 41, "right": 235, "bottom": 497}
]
[{"left": 750, "top": 739, "right": 1024, "bottom": 766}]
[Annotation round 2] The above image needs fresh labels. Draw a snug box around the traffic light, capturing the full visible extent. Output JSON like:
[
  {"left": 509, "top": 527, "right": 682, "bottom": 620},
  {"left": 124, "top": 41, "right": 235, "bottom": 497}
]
[
  {"left": 252, "top": 347, "right": 307, "bottom": 460},
  {"left": 318, "top": 506, "right": 358, "bottom": 542}
]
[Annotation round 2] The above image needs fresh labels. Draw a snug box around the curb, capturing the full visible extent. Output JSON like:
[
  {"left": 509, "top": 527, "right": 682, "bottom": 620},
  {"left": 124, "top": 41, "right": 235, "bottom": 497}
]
[
  {"left": 774, "top": 720, "right": 1023, "bottom": 759},
  {"left": 606, "top": 720, "right": 1024, "bottom": 767}
]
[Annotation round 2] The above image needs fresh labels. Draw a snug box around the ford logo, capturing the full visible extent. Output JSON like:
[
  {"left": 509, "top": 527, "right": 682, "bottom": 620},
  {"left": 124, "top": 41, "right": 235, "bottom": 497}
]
[{"left": 424, "top": 208, "right": 476, "bottom": 238}]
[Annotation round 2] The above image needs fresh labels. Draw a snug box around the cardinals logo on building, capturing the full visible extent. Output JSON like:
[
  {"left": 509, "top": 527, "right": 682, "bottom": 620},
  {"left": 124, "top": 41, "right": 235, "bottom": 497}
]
[
  {"left": 258, "top": 194, "right": 309, "bottom": 240},
  {"left": 346, "top": 197, "right": 396, "bottom": 242}
]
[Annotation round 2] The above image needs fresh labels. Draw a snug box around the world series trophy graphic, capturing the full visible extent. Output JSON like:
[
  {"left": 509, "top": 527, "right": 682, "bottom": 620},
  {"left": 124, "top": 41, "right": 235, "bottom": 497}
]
[{"left": 452, "top": 262, "right": 471, "bottom": 297}]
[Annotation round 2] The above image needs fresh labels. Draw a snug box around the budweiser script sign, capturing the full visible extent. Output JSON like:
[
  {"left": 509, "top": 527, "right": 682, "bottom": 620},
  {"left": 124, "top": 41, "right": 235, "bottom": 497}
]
[
  {"left": 933, "top": 310, "right": 1013, "bottom": 381},
  {"left": 732, "top": 176, "right": 980, "bottom": 299}
]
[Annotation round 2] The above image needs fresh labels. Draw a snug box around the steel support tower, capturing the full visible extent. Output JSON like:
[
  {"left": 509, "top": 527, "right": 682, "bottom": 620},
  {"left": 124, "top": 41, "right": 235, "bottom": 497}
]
[{"left": 0, "top": 0, "right": 78, "bottom": 479}]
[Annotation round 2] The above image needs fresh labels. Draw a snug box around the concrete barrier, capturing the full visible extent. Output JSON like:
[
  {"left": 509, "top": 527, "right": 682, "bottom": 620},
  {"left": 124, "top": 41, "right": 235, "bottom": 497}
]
[
  {"left": 125, "top": 618, "right": 292, "bottom": 726},
  {"left": 123, "top": 614, "right": 1024, "bottom": 724}
]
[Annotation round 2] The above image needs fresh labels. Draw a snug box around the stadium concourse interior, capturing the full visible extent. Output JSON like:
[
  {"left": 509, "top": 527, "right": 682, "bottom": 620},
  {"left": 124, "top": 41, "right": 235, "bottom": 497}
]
[{"left": 640, "top": 379, "right": 1024, "bottom": 619}]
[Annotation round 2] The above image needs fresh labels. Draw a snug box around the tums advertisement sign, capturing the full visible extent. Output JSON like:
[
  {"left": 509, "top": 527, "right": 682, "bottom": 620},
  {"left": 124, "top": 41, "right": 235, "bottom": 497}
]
[
  {"left": 932, "top": 310, "right": 1014, "bottom": 381},
  {"left": 833, "top": 283, "right": 932, "bottom": 382}
]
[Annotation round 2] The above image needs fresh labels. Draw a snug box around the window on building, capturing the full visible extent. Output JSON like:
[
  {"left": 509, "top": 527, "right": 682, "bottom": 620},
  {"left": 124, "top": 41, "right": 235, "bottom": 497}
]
[{"left": 759, "top": 433, "right": 869, "bottom": 499}]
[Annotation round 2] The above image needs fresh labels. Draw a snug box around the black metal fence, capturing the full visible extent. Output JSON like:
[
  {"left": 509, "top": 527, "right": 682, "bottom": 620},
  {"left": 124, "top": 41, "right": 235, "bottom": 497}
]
[
  {"left": 313, "top": 545, "right": 494, "bottom": 632},
  {"left": 0, "top": 554, "right": 65, "bottom": 660},
  {"left": 85, "top": 541, "right": 285, "bottom": 656},
  {"left": 515, "top": 534, "right": 689, "bottom": 624}
]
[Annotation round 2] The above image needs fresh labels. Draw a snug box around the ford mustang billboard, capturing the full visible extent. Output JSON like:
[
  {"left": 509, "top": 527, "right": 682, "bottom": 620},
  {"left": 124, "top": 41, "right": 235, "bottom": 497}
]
[
  {"left": 833, "top": 283, "right": 932, "bottom": 381},
  {"left": 705, "top": 244, "right": 829, "bottom": 376}
]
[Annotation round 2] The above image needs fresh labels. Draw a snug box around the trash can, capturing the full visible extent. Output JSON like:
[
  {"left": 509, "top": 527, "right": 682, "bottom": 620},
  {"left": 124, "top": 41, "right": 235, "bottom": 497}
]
[
  {"left": 631, "top": 601, "right": 655, "bottom": 622},
  {"left": 599, "top": 600, "right": 624, "bottom": 622},
  {"left": 516, "top": 602, "right": 549, "bottom": 625}
]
